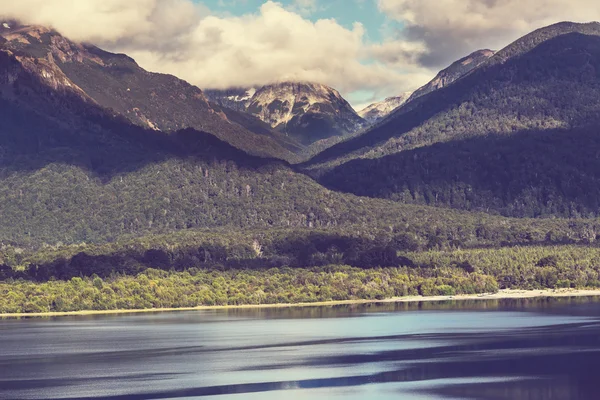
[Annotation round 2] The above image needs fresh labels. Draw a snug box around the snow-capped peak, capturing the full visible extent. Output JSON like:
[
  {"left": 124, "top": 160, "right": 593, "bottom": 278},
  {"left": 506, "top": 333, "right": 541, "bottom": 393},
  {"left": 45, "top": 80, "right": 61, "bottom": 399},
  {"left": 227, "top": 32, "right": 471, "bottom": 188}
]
[
  {"left": 248, "top": 82, "right": 350, "bottom": 128},
  {"left": 205, "top": 81, "right": 364, "bottom": 145}
]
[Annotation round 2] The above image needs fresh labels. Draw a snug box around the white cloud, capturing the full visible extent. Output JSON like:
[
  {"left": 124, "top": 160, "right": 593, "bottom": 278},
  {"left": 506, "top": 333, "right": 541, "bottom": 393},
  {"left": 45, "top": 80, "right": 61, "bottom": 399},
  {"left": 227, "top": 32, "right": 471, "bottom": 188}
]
[
  {"left": 378, "top": 0, "right": 600, "bottom": 66},
  {"left": 8, "top": 0, "right": 591, "bottom": 106},
  {"left": 1, "top": 0, "right": 433, "bottom": 104}
]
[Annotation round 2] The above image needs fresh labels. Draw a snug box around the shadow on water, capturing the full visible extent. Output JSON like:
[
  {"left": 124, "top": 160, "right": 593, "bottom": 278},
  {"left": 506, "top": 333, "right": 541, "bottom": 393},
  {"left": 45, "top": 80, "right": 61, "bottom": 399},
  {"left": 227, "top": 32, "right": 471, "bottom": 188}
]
[{"left": 44, "top": 328, "right": 600, "bottom": 400}]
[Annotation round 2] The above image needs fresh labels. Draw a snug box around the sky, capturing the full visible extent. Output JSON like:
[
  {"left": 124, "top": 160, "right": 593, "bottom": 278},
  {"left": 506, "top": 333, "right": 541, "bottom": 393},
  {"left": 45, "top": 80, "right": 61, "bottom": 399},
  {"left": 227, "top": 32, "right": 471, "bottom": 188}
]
[{"left": 3, "top": 0, "right": 600, "bottom": 110}]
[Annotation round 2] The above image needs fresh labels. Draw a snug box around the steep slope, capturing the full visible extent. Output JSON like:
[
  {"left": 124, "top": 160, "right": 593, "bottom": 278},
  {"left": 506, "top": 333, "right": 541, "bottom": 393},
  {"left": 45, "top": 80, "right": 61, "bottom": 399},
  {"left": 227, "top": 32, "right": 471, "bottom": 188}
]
[
  {"left": 0, "top": 22, "right": 297, "bottom": 161},
  {"left": 358, "top": 92, "right": 413, "bottom": 124},
  {"left": 206, "top": 82, "right": 365, "bottom": 145},
  {"left": 311, "top": 22, "right": 600, "bottom": 218},
  {"left": 408, "top": 49, "right": 496, "bottom": 101}
]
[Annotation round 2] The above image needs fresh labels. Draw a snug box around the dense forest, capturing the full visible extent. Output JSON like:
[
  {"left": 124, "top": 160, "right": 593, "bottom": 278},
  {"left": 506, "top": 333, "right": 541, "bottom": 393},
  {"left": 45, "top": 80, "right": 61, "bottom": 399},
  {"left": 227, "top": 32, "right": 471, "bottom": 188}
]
[
  {"left": 4, "top": 244, "right": 600, "bottom": 313},
  {"left": 319, "top": 126, "right": 600, "bottom": 218}
]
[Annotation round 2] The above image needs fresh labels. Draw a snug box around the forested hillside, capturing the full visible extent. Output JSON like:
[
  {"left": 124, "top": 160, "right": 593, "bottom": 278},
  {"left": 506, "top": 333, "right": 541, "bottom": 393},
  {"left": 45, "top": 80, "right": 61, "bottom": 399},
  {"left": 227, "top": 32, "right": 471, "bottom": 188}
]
[{"left": 311, "top": 22, "right": 600, "bottom": 218}]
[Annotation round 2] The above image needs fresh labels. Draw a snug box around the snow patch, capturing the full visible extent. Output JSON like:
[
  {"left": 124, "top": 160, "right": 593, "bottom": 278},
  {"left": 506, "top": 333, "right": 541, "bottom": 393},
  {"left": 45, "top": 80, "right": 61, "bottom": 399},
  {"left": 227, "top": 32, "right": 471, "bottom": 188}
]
[
  {"left": 226, "top": 87, "right": 257, "bottom": 103},
  {"left": 2, "top": 23, "right": 10, "bottom": 29}
]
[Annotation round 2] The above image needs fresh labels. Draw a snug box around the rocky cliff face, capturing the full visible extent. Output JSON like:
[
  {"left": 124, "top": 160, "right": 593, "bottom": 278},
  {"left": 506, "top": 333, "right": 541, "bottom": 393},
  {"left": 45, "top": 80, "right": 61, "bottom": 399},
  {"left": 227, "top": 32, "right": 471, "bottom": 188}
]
[
  {"left": 204, "top": 87, "right": 256, "bottom": 112},
  {"left": 206, "top": 82, "right": 365, "bottom": 145}
]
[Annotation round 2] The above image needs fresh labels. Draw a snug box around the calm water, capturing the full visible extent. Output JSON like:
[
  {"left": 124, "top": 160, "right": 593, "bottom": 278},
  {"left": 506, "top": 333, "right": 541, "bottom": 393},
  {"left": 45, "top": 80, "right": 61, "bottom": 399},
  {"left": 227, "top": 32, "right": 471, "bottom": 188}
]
[{"left": 2, "top": 298, "right": 600, "bottom": 400}]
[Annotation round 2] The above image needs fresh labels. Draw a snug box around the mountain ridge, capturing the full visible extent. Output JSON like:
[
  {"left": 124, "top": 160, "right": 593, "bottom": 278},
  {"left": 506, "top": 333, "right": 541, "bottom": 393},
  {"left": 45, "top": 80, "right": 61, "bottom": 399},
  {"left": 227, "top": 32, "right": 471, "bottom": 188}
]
[{"left": 311, "top": 22, "right": 600, "bottom": 217}]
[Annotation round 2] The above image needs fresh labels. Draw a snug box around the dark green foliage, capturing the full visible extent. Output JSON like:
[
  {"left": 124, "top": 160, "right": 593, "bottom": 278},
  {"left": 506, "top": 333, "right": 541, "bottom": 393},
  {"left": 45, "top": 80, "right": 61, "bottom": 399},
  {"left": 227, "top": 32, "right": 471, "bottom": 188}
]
[
  {"left": 537, "top": 255, "right": 559, "bottom": 268},
  {"left": 3, "top": 218, "right": 600, "bottom": 283},
  {"left": 409, "top": 245, "right": 600, "bottom": 290},
  {"left": 319, "top": 127, "right": 600, "bottom": 218},
  {"left": 0, "top": 265, "right": 500, "bottom": 313}
]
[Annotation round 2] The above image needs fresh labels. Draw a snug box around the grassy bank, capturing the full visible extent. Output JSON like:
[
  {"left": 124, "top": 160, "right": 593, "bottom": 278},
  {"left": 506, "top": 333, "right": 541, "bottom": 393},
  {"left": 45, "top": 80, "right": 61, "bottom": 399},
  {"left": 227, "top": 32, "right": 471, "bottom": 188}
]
[
  {"left": 2, "top": 288, "right": 600, "bottom": 318},
  {"left": 0, "top": 265, "right": 498, "bottom": 314}
]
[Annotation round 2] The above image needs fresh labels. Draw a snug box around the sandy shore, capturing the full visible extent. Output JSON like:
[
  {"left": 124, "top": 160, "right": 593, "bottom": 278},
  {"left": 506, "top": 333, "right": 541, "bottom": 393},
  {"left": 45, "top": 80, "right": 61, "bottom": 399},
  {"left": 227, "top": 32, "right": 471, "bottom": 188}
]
[{"left": 3, "top": 288, "right": 600, "bottom": 318}]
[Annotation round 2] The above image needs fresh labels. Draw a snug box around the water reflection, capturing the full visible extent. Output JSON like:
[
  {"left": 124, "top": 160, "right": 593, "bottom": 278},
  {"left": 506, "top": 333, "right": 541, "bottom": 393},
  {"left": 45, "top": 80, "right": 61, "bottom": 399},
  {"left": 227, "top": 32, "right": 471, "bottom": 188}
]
[{"left": 1, "top": 297, "right": 599, "bottom": 399}]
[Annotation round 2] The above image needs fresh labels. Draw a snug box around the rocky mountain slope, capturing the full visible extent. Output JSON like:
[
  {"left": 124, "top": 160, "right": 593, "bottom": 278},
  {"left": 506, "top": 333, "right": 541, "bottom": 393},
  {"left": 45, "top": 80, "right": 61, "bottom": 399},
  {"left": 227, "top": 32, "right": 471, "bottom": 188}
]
[
  {"left": 0, "top": 21, "right": 299, "bottom": 161},
  {"left": 206, "top": 82, "right": 365, "bottom": 145},
  {"left": 310, "top": 22, "right": 600, "bottom": 218},
  {"left": 358, "top": 93, "right": 413, "bottom": 124},
  {"left": 408, "top": 49, "right": 496, "bottom": 102}
]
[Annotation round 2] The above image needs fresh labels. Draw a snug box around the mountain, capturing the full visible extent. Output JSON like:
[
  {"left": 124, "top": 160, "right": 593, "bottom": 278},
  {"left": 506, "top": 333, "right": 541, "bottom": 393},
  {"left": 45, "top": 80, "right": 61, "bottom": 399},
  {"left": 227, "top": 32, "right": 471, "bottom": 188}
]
[
  {"left": 309, "top": 22, "right": 600, "bottom": 218},
  {"left": 407, "top": 49, "right": 496, "bottom": 102},
  {"left": 0, "top": 20, "right": 535, "bottom": 247},
  {"left": 206, "top": 82, "right": 365, "bottom": 145},
  {"left": 0, "top": 22, "right": 299, "bottom": 161},
  {"left": 358, "top": 93, "right": 413, "bottom": 124}
]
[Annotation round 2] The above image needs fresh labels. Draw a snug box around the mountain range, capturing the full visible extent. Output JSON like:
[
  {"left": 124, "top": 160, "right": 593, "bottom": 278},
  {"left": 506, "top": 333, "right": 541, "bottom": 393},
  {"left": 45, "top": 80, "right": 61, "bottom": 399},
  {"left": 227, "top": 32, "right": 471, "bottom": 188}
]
[
  {"left": 0, "top": 19, "right": 493, "bottom": 246},
  {"left": 0, "top": 21, "right": 303, "bottom": 162},
  {"left": 358, "top": 93, "right": 413, "bottom": 124},
  {"left": 1, "top": 18, "right": 600, "bottom": 248}
]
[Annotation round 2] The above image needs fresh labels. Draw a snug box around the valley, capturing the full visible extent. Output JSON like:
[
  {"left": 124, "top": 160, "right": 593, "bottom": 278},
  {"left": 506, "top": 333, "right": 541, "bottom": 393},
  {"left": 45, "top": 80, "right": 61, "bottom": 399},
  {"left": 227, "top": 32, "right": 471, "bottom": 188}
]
[{"left": 2, "top": 20, "right": 600, "bottom": 315}]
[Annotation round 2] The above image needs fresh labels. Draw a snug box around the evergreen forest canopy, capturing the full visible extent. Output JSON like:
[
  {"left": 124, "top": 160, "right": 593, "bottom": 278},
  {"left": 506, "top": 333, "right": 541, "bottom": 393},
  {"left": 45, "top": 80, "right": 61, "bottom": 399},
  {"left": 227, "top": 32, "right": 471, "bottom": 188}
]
[{"left": 2, "top": 21, "right": 600, "bottom": 312}]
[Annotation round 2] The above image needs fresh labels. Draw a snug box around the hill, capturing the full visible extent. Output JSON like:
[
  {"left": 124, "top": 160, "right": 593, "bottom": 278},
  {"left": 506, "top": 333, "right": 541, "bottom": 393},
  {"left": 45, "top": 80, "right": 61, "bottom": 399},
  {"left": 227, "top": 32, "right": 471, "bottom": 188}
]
[
  {"left": 310, "top": 22, "right": 600, "bottom": 218},
  {"left": 356, "top": 50, "right": 494, "bottom": 127}
]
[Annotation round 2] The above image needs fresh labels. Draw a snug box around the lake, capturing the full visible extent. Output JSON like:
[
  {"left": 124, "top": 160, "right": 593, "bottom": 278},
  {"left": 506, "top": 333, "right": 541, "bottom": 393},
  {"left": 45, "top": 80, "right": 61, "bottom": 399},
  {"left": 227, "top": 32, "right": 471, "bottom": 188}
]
[{"left": 1, "top": 298, "right": 600, "bottom": 400}]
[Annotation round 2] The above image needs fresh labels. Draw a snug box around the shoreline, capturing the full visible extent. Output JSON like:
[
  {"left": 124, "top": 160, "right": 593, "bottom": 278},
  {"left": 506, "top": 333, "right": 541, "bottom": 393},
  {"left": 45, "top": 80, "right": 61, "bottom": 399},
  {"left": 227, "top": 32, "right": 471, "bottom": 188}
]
[{"left": 3, "top": 288, "right": 600, "bottom": 318}]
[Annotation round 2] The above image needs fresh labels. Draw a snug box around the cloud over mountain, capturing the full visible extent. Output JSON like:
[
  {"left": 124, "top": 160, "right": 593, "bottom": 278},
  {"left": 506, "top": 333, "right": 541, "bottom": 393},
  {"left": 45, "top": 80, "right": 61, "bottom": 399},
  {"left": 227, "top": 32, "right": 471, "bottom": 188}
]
[
  {"left": 3, "top": 0, "right": 598, "bottom": 104},
  {"left": 1, "top": 0, "right": 431, "bottom": 101},
  {"left": 378, "top": 0, "right": 600, "bottom": 67}
]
